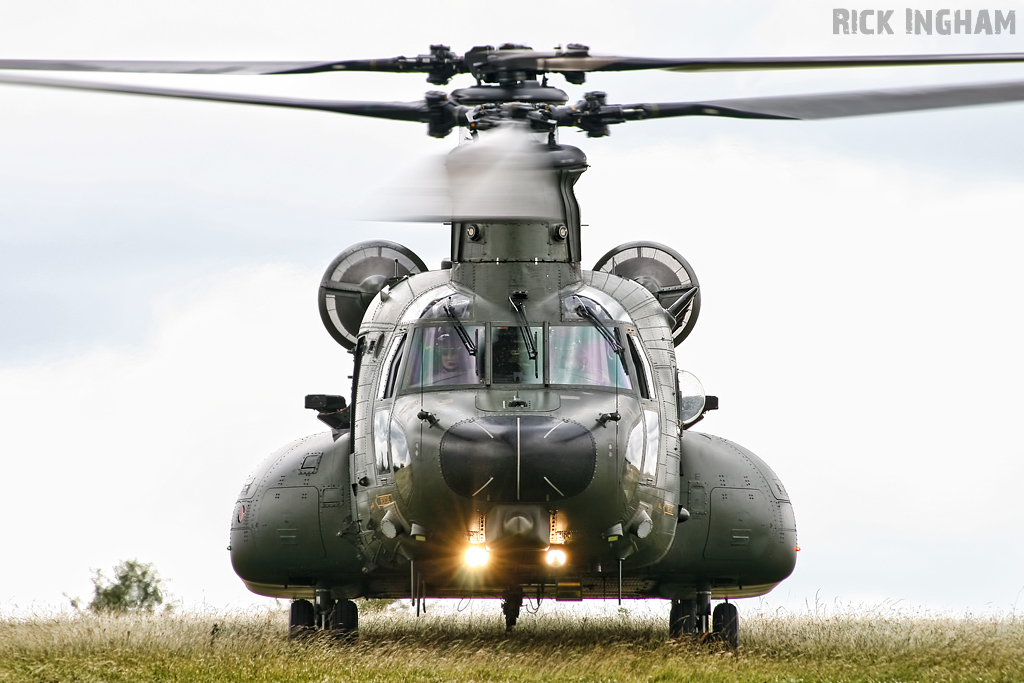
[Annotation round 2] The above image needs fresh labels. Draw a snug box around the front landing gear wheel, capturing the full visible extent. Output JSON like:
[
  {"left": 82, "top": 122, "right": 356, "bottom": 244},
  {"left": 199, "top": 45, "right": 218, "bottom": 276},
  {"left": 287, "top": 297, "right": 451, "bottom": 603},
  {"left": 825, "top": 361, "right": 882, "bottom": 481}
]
[
  {"left": 289, "top": 599, "right": 314, "bottom": 637},
  {"left": 669, "top": 599, "right": 698, "bottom": 638},
  {"left": 501, "top": 593, "right": 523, "bottom": 631},
  {"left": 712, "top": 602, "right": 739, "bottom": 648}
]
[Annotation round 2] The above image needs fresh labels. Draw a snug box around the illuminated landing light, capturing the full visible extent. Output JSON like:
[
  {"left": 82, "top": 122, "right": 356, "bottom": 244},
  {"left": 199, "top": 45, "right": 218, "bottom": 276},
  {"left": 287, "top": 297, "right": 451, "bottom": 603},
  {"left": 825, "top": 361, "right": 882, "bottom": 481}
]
[
  {"left": 546, "top": 549, "right": 567, "bottom": 567},
  {"left": 464, "top": 545, "right": 490, "bottom": 568}
]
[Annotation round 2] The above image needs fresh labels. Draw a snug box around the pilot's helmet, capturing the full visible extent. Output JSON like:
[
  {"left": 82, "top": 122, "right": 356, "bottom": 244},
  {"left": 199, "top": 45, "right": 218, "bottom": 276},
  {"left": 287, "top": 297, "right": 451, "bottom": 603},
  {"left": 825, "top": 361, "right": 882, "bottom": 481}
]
[{"left": 438, "top": 333, "right": 459, "bottom": 355}]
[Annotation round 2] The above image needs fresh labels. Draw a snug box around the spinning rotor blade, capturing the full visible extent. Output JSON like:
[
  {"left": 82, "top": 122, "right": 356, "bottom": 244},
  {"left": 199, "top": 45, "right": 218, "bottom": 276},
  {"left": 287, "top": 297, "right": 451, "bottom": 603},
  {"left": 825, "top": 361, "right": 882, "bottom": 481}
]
[
  {"left": 7, "top": 46, "right": 1024, "bottom": 135},
  {"left": 0, "top": 46, "right": 465, "bottom": 83},
  {"left": 446, "top": 124, "right": 565, "bottom": 221},
  {"left": 370, "top": 123, "right": 568, "bottom": 222},
  {"left": 9, "top": 48, "right": 1021, "bottom": 82},
  {"left": 652, "top": 52, "right": 1024, "bottom": 73},
  {"left": 0, "top": 59, "right": 353, "bottom": 75},
  {"left": 482, "top": 50, "right": 1024, "bottom": 75},
  {"left": 0, "top": 73, "right": 432, "bottom": 121},
  {"left": 637, "top": 79, "right": 1024, "bottom": 121}
]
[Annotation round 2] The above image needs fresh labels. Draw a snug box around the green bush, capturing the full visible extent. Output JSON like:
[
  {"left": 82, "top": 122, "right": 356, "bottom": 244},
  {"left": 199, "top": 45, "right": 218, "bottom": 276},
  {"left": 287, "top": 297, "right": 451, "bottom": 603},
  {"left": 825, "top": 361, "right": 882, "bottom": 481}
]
[{"left": 86, "top": 559, "right": 165, "bottom": 613}]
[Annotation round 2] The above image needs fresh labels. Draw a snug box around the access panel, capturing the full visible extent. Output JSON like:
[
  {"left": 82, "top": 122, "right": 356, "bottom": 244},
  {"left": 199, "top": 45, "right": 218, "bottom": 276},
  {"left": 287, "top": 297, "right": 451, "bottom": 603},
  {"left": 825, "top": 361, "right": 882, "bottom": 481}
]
[
  {"left": 256, "top": 486, "right": 326, "bottom": 563},
  {"left": 703, "top": 487, "right": 774, "bottom": 561}
]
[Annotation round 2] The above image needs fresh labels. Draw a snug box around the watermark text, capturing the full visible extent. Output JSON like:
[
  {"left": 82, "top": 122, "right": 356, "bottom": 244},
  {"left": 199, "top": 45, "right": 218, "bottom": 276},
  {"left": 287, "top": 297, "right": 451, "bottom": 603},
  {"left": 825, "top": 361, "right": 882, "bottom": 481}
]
[{"left": 833, "top": 9, "right": 1015, "bottom": 34}]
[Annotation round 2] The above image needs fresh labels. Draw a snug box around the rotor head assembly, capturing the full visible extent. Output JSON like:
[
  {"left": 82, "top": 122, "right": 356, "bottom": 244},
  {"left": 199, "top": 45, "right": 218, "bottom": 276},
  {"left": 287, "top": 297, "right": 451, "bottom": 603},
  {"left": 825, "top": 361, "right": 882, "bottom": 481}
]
[{"left": 5, "top": 44, "right": 1024, "bottom": 140}]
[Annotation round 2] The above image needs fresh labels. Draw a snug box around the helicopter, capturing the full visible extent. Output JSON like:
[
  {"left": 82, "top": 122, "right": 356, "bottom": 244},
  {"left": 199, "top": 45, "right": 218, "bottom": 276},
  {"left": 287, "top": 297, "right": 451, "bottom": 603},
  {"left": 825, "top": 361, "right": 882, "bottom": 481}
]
[{"left": 6, "top": 43, "right": 1024, "bottom": 646}]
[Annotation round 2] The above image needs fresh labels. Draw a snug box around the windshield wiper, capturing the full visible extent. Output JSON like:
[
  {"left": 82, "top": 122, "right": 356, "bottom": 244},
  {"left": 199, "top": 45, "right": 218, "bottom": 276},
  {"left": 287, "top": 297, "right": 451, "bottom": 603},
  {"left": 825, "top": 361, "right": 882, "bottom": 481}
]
[
  {"left": 574, "top": 298, "right": 625, "bottom": 359},
  {"left": 443, "top": 300, "right": 477, "bottom": 356},
  {"left": 509, "top": 296, "right": 539, "bottom": 361}
]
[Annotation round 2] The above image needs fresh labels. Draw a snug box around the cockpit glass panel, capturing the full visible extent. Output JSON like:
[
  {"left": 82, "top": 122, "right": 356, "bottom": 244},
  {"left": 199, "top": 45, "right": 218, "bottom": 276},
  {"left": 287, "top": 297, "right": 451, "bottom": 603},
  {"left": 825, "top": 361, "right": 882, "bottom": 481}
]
[
  {"left": 642, "top": 409, "right": 660, "bottom": 479},
  {"left": 401, "top": 324, "right": 484, "bottom": 390},
  {"left": 550, "top": 326, "right": 632, "bottom": 389},
  {"left": 417, "top": 293, "right": 473, "bottom": 321},
  {"left": 378, "top": 334, "right": 405, "bottom": 400},
  {"left": 400, "top": 285, "right": 456, "bottom": 323},
  {"left": 627, "top": 334, "right": 652, "bottom": 400},
  {"left": 567, "top": 287, "right": 631, "bottom": 322},
  {"left": 492, "top": 326, "right": 543, "bottom": 385},
  {"left": 562, "top": 295, "right": 615, "bottom": 322}
]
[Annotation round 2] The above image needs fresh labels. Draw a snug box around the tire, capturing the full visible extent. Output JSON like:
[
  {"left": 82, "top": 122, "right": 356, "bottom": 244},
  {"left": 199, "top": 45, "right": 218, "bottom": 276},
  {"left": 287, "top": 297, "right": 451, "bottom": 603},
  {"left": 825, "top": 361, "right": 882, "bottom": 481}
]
[
  {"left": 336, "top": 599, "right": 358, "bottom": 633},
  {"left": 670, "top": 599, "right": 699, "bottom": 637},
  {"left": 712, "top": 602, "right": 739, "bottom": 648},
  {"left": 289, "top": 599, "right": 315, "bottom": 637}
]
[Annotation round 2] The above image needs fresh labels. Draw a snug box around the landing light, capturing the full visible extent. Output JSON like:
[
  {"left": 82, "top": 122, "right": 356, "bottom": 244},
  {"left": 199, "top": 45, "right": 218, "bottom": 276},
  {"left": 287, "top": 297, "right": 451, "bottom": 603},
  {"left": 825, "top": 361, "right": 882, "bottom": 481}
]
[
  {"left": 464, "top": 545, "right": 490, "bottom": 568},
  {"left": 545, "top": 549, "right": 567, "bottom": 567}
]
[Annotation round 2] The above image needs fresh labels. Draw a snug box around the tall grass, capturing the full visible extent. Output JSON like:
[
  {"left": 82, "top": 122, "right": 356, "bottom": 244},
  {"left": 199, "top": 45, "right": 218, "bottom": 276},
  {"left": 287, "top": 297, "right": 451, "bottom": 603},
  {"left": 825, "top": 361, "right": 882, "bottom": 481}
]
[{"left": 2, "top": 602, "right": 1022, "bottom": 682}]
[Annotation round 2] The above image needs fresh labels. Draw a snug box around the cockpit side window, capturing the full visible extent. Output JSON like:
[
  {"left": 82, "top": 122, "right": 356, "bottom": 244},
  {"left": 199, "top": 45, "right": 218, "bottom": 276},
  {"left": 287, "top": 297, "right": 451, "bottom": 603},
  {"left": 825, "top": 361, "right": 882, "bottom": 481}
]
[
  {"left": 402, "top": 324, "right": 485, "bottom": 390},
  {"left": 627, "top": 334, "right": 653, "bottom": 400},
  {"left": 492, "top": 326, "right": 543, "bottom": 385},
  {"left": 378, "top": 333, "right": 406, "bottom": 400},
  {"left": 549, "top": 326, "right": 632, "bottom": 389}
]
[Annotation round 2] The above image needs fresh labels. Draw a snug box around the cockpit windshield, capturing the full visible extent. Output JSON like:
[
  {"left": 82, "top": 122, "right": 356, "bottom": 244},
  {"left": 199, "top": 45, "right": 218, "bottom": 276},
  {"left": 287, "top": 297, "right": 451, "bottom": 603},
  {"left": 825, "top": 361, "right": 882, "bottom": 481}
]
[
  {"left": 492, "top": 326, "right": 543, "bottom": 384},
  {"left": 395, "top": 323, "right": 634, "bottom": 391},
  {"left": 550, "top": 326, "right": 632, "bottom": 389},
  {"left": 402, "top": 324, "right": 484, "bottom": 389}
]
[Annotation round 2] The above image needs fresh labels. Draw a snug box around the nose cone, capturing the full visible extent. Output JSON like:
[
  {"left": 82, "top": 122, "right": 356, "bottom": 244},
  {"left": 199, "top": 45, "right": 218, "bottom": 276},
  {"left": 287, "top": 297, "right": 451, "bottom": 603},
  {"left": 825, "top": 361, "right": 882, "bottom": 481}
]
[{"left": 439, "top": 416, "right": 596, "bottom": 502}]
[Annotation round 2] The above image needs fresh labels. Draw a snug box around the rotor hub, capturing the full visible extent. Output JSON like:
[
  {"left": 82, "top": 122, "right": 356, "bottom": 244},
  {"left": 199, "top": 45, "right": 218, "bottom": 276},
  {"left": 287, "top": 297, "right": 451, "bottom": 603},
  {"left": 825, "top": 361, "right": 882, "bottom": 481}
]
[{"left": 450, "top": 82, "right": 568, "bottom": 106}]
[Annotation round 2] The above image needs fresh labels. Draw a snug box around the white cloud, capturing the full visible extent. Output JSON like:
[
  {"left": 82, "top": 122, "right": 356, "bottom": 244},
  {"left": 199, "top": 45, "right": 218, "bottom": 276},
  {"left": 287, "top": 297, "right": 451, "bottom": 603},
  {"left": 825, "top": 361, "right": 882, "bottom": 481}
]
[
  {"left": 581, "top": 135, "right": 1024, "bottom": 611},
  {"left": 0, "top": 265, "right": 347, "bottom": 612}
]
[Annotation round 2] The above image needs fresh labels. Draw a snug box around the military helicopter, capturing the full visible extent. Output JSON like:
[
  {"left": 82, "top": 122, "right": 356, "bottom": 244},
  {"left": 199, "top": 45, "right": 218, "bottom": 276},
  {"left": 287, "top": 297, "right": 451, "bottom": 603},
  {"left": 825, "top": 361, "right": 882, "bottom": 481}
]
[{"left": 6, "top": 44, "right": 1024, "bottom": 646}]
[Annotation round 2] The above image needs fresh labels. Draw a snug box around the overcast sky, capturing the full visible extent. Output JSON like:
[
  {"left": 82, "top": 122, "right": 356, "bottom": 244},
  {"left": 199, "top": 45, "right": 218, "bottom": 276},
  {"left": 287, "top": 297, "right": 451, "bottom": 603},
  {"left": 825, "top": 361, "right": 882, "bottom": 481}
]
[{"left": 2, "top": 1, "right": 1023, "bottom": 618}]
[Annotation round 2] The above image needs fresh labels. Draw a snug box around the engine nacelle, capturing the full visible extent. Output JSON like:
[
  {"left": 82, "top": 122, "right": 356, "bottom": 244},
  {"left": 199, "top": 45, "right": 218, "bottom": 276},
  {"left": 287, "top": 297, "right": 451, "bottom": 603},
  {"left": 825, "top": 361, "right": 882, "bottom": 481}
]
[
  {"left": 593, "top": 241, "right": 701, "bottom": 346},
  {"left": 318, "top": 241, "right": 428, "bottom": 349}
]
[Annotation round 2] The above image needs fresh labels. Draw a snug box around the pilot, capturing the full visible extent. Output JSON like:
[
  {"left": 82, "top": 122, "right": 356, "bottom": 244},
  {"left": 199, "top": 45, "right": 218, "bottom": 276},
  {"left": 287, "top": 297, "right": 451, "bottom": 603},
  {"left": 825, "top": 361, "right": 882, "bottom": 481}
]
[
  {"left": 556, "top": 330, "right": 611, "bottom": 386},
  {"left": 432, "top": 333, "right": 477, "bottom": 385}
]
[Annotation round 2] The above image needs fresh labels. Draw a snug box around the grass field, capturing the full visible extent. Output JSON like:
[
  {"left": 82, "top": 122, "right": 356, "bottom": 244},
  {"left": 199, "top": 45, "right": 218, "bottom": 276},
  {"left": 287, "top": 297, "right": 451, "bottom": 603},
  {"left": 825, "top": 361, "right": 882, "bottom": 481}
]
[{"left": 2, "top": 601, "right": 1022, "bottom": 682}]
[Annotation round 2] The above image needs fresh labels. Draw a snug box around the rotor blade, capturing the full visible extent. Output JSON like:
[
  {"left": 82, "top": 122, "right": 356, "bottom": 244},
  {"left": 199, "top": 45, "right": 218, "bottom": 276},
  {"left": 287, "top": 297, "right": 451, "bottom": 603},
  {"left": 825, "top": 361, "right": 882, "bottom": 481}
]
[
  {"left": 503, "top": 52, "right": 1024, "bottom": 74},
  {"left": 639, "top": 79, "right": 1024, "bottom": 120},
  {"left": 324, "top": 56, "right": 460, "bottom": 75},
  {"left": 0, "top": 59, "right": 355, "bottom": 75},
  {"left": 662, "top": 52, "right": 1024, "bottom": 73},
  {"left": 0, "top": 73, "right": 429, "bottom": 121},
  {"left": 8, "top": 51, "right": 1024, "bottom": 80}
]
